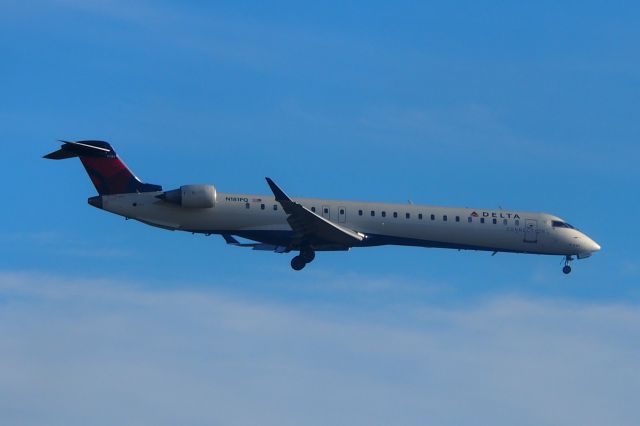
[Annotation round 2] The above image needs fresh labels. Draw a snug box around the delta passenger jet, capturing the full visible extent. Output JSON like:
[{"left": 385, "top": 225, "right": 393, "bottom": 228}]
[{"left": 45, "top": 141, "right": 601, "bottom": 273}]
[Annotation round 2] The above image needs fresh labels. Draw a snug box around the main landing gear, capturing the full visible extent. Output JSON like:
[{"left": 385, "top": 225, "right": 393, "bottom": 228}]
[
  {"left": 291, "top": 248, "right": 316, "bottom": 271},
  {"left": 562, "top": 256, "right": 573, "bottom": 274}
]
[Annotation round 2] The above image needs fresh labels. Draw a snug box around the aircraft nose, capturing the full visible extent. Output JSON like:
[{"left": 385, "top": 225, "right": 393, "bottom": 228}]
[{"left": 585, "top": 237, "right": 601, "bottom": 253}]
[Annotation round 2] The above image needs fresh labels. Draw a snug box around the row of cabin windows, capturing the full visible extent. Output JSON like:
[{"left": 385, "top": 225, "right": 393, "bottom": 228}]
[
  {"left": 357, "top": 209, "right": 461, "bottom": 222},
  {"left": 253, "top": 204, "right": 332, "bottom": 215},
  {"left": 468, "top": 217, "right": 520, "bottom": 226},
  {"left": 309, "top": 207, "right": 335, "bottom": 214},
  {"left": 353, "top": 209, "right": 521, "bottom": 226},
  {"left": 249, "top": 203, "right": 521, "bottom": 226},
  {"left": 254, "top": 203, "right": 278, "bottom": 210}
]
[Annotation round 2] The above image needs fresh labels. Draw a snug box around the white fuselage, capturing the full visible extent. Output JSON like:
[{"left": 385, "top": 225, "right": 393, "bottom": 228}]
[{"left": 97, "top": 190, "right": 601, "bottom": 257}]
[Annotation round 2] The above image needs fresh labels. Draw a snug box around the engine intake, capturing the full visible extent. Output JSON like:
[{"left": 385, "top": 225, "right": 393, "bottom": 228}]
[{"left": 158, "top": 184, "right": 216, "bottom": 208}]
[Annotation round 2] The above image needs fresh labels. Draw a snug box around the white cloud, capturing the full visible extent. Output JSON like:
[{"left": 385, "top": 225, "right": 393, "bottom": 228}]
[
  {"left": 0, "top": 231, "right": 134, "bottom": 259},
  {"left": 0, "top": 271, "right": 638, "bottom": 426}
]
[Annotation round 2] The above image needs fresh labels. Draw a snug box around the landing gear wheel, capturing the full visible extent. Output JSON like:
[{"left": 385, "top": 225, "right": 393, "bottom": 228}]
[
  {"left": 301, "top": 249, "right": 315, "bottom": 263},
  {"left": 291, "top": 256, "right": 306, "bottom": 271},
  {"left": 562, "top": 256, "right": 573, "bottom": 275}
]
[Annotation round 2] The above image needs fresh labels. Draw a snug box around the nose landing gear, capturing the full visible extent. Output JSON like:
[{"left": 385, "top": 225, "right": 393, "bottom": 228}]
[
  {"left": 290, "top": 248, "right": 316, "bottom": 271},
  {"left": 562, "top": 256, "right": 573, "bottom": 274}
]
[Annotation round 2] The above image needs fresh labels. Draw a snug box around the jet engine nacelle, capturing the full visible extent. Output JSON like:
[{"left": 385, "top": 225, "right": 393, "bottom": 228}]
[{"left": 159, "top": 184, "right": 217, "bottom": 208}]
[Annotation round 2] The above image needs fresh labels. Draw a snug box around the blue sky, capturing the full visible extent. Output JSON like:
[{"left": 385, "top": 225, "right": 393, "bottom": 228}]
[{"left": 1, "top": 1, "right": 639, "bottom": 424}]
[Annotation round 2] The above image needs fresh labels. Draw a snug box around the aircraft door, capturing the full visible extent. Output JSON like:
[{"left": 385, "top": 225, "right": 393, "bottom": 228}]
[
  {"left": 322, "top": 205, "right": 330, "bottom": 220},
  {"left": 524, "top": 219, "right": 538, "bottom": 243},
  {"left": 338, "top": 206, "right": 346, "bottom": 223}
]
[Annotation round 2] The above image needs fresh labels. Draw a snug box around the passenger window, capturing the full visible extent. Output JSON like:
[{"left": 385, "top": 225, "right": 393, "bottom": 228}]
[
  {"left": 418, "top": 213, "right": 423, "bottom": 220},
  {"left": 492, "top": 218, "right": 497, "bottom": 224},
  {"left": 261, "top": 204, "right": 265, "bottom": 210},
  {"left": 340, "top": 209, "right": 345, "bottom": 215},
  {"left": 245, "top": 202, "right": 250, "bottom": 209},
  {"left": 324, "top": 208, "right": 329, "bottom": 214},
  {"left": 443, "top": 215, "right": 448, "bottom": 221},
  {"left": 468, "top": 217, "right": 472, "bottom": 223},
  {"left": 480, "top": 218, "right": 485, "bottom": 224},
  {"left": 393, "top": 212, "right": 398, "bottom": 218},
  {"left": 455, "top": 216, "right": 460, "bottom": 222},
  {"left": 371, "top": 210, "right": 375, "bottom": 217},
  {"left": 382, "top": 211, "right": 386, "bottom": 218},
  {"left": 515, "top": 219, "right": 520, "bottom": 226},
  {"left": 311, "top": 206, "right": 316, "bottom": 212},
  {"left": 430, "top": 214, "right": 435, "bottom": 220},
  {"left": 406, "top": 213, "right": 410, "bottom": 219},
  {"left": 359, "top": 210, "right": 363, "bottom": 216},
  {"left": 273, "top": 205, "right": 278, "bottom": 211}
]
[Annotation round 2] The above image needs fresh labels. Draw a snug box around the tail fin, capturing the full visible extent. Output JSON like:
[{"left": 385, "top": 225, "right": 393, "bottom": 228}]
[{"left": 44, "top": 140, "right": 162, "bottom": 195}]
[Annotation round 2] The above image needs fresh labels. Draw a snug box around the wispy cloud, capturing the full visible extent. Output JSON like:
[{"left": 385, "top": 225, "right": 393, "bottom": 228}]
[
  {"left": 0, "top": 231, "right": 134, "bottom": 259},
  {"left": 0, "top": 271, "right": 638, "bottom": 426}
]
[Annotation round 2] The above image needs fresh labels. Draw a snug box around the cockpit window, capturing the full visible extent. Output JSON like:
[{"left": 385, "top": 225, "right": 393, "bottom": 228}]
[{"left": 552, "top": 220, "right": 575, "bottom": 229}]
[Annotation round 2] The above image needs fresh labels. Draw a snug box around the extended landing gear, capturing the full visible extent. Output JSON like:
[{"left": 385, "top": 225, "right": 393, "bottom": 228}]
[
  {"left": 290, "top": 248, "right": 316, "bottom": 271},
  {"left": 291, "top": 256, "right": 306, "bottom": 271},
  {"left": 562, "top": 256, "right": 573, "bottom": 274},
  {"left": 300, "top": 248, "right": 315, "bottom": 263}
]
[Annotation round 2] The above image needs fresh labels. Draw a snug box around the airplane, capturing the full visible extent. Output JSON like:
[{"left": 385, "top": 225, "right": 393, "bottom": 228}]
[{"left": 44, "top": 140, "right": 601, "bottom": 273}]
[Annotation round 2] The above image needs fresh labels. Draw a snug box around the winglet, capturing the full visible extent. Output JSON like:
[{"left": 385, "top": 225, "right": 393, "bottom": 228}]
[{"left": 265, "top": 177, "right": 292, "bottom": 202}]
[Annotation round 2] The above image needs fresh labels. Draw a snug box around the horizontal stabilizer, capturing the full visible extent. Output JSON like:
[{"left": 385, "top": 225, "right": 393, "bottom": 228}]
[
  {"left": 43, "top": 149, "right": 78, "bottom": 160},
  {"left": 43, "top": 140, "right": 114, "bottom": 160}
]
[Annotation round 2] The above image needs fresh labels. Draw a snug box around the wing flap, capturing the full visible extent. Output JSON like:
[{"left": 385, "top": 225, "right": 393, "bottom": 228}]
[{"left": 222, "top": 234, "right": 287, "bottom": 252}]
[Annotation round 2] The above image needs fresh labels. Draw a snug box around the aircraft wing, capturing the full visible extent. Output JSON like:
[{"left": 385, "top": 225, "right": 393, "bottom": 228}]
[{"left": 266, "top": 178, "right": 366, "bottom": 248}]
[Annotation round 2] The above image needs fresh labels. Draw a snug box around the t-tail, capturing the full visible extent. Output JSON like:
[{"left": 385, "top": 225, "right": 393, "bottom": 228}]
[{"left": 44, "top": 140, "right": 162, "bottom": 195}]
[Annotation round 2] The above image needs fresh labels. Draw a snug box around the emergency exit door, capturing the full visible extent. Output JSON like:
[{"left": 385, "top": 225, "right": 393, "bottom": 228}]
[
  {"left": 322, "top": 206, "right": 330, "bottom": 220},
  {"left": 338, "top": 206, "right": 346, "bottom": 223}
]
